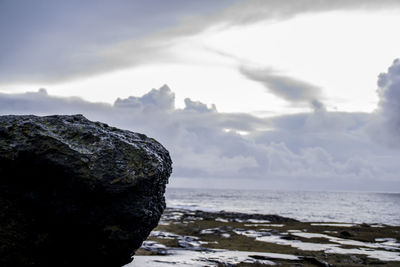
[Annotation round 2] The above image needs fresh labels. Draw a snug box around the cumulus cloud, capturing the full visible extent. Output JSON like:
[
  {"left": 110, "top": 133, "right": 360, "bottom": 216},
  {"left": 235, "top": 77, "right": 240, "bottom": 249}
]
[
  {"left": 1, "top": 84, "right": 399, "bottom": 191},
  {"left": 377, "top": 59, "right": 400, "bottom": 124},
  {"left": 240, "top": 66, "right": 324, "bottom": 110},
  {"left": 184, "top": 98, "right": 217, "bottom": 113},
  {"left": 114, "top": 84, "right": 175, "bottom": 111},
  {"left": 1, "top": 0, "right": 400, "bottom": 84},
  {"left": 370, "top": 59, "right": 400, "bottom": 147}
]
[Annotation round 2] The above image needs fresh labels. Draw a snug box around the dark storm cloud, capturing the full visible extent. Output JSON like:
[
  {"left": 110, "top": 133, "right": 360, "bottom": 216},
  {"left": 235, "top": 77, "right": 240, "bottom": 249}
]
[
  {"left": 1, "top": 84, "right": 399, "bottom": 191},
  {"left": 1, "top": 0, "right": 399, "bottom": 84}
]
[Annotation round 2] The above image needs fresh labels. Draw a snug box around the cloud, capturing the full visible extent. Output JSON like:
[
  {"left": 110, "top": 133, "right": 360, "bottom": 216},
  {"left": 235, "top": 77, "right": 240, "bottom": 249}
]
[
  {"left": 212, "top": 0, "right": 400, "bottom": 26},
  {"left": 0, "top": 0, "right": 234, "bottom": 84},
  {"left": 1, "top": 0, "right": 400, "bottom": 84},
  {"left": 369, "top": 59, "right": 400, "bottom": 147},
  {"left": 240, "top": 66, "right": 324, "bottom": 110},
  {"left": 184, "top": 98, "right": 217, "bottom": 113},
  {"left": 310, "top": 99, "right": 326, "bottom": 112},
  {"left": 1, "top": 85, "right": 399, "bottom": 191},
  {"left": 377, "top": 59, "right": 400, "bottom": 118},
  {"left": 114, "top": 84, "right": 175, "bottom": 111}
]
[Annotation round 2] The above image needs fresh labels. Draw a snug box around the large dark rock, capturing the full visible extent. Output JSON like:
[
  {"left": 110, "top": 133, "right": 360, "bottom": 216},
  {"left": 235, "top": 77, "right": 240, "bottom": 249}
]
[{"left": 0, "top": 114, "right": 172, "bottom": 267}]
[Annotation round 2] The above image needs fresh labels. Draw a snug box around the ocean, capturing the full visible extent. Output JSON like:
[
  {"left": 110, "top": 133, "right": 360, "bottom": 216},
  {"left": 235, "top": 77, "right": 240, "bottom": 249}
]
[{"left": 166, "top": 188, "right": 400, "bottom": 225}]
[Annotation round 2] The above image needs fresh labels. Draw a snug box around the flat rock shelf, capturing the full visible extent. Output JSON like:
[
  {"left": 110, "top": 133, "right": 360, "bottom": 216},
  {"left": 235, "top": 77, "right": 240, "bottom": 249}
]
[{"left": 132, "top": 208, "right": 400, "bottom": 266}]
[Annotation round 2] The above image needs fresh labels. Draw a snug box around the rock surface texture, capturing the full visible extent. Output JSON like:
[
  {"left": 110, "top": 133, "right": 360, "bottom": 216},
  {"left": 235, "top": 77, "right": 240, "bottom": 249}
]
[{"left": 0, "top": 114, "right": 172, "bottom": 267}]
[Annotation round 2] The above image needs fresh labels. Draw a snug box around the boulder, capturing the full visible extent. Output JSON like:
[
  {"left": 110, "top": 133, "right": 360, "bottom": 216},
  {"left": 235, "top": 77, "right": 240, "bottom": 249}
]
[{"left": 0, "top": 114, "right": 172, "bottom": 267}]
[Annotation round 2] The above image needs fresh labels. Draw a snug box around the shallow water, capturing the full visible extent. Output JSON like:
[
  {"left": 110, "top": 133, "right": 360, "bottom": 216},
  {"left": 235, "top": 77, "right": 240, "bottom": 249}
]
[{"left": 166, "top": 188, "right": 400, "bottom": 225}]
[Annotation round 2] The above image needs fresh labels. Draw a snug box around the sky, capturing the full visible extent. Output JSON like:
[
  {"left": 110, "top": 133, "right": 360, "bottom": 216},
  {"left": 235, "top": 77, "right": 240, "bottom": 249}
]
[{"left": 1, "top": 0, "right": 400, "bottom": 191}]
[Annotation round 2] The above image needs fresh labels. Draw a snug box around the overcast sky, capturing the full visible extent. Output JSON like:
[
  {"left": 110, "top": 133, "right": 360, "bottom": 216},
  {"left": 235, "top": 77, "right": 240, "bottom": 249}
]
[{"left": 1, "top": 0, "right": 400, "bottom": 191}]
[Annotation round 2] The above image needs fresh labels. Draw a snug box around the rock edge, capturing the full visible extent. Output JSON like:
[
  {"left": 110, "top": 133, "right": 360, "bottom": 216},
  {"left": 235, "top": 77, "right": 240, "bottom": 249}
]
[{"left": 0, "top": 114, "right": 172, "bottom": 267}]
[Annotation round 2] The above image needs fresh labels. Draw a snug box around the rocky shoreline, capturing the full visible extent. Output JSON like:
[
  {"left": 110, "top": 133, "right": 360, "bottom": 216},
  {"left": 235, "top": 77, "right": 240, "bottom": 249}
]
[{"left": 131, "top": 208, "right": 400, "bottom": 266}]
